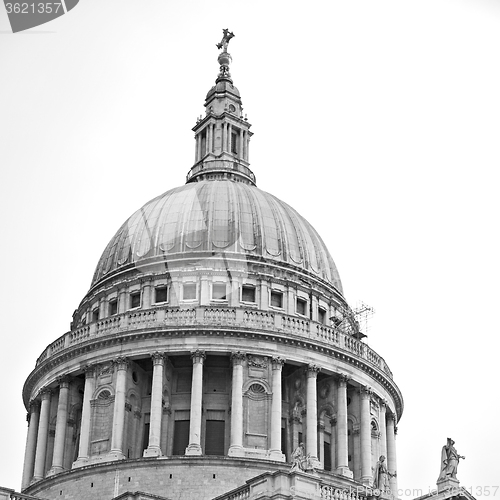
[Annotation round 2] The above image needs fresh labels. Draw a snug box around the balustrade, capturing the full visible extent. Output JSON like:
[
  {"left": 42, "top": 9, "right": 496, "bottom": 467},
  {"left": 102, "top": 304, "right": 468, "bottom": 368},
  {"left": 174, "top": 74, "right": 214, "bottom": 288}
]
[{"left": 35, "top": 305, "right": 393, "bottom": 379}]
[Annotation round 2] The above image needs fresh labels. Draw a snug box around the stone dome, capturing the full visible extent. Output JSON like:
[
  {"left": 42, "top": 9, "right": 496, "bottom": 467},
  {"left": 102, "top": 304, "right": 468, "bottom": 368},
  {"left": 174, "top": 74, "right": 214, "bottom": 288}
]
[{"left": 91, "top": 179, "right": 343, "bottom": 293}]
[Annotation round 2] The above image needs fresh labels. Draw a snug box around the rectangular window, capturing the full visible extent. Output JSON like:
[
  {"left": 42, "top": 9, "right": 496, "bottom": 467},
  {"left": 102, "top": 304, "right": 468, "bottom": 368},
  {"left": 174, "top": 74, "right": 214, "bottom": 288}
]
[
  {"left": 241, "top": 285, "right": 256, "bottom": 303},
  {"left": 231, "top": 131, "right": 238, "bottom": 155},
  {"left": 92, "top": 308, "right": 99, "bottom": 322},
  {"left": 183, "top": 283, "right": 196, "bottom": 301},
  {"left": 205, "top": 420, "right": 225, "bottom": 456},
  {"left": 172, "top": 420, "right": 190, "bottom": 455},
  {"left": 324, "top": 441, "right": 332, "bottom": 471},
  {"left": 142, "top": 413, "right": 150, "bottom": 452},
  {"left": 109, "top": 299, "right": 118, "bottom": 316},
  {"left": 296, "top": 297, "right": 307, "bottom": 316},
  {"left": 318, "top": 307, "right": 326, "bottom": 324},
  {"left": 154, "top": 285, "right": 168, "bottom": 304},
  {"left": 130, "top": 291, "right": 141, "bottom": 309},
  {"left": 270, "top": 290, "right": 283, "bottom": 308},
  {"left": 212, "top": 283, "right": 227, "bottom": 301}
]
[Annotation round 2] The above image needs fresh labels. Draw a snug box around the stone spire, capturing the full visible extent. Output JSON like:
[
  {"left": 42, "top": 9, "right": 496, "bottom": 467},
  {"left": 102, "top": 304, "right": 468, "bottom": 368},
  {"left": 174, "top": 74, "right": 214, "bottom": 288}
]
[{"left": 186, "top": 29, "right": 255, "bottom": 186}]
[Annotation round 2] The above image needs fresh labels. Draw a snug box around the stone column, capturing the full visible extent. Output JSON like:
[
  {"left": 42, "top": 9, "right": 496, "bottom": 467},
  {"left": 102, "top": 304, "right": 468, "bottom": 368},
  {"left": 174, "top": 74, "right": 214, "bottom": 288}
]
[
  {"left": 110, "top": 357, "right": 129, "bottom": 459},
  {"left": 222, "top": 123, "right": 227, "bottom": 152},
  {"left": 49, "top": 377, "right": 71, "bottom": 474},
  {"left": 336, "top": 374, "right": 353, "bottom": 477},
  {"left": 196, "top": 134, "right": 201, "bottom": 161},
  {"left": 330, "top": 416, "right": 337, "bottom": 470},
  {"left": 228, "top": 124, "right": 232, "bottom": 153},
  {"left": 118, "top": 289, "right": 127, "bottom": 314},
  {"left": 259, "top": 281, "right": 269, "bottom": 310},
  {"left": 144, "top": 352, "right": 165, "bottom": 457},
  {"left": 74, "top": 365, "right": 96, "bottom": 467},
  {"left": 318, "top": 420, "right": 325, "bottom": 466},
  {"left": 305, "top": 364, "right": 320, "bottom": 466},
  {"left": 270, "top": 357, "right": 285, "bottom": 461},
  {"left": 21, "top": 400, "right": 40, "bottom": 489},
  {"left": 33, "top": 388, "right": 52, "bottom": 481},
  {"left": 186, "top": 350, "right": 205, "bottom": 455},
  {"left": 379, "top": 400, "right": 387, "bottom": 461},
  {"left": 239, "top": 129, "right": 244, "bottom": 158},
  {"left": 142, "top": 280, "right": 152, "bottom": 309},
  {"left": 360, "top": 387, "right": 373, "bottom": 484},
  {"left": 386, "top": 413, "right": 398, "bottom": 495},
  {"left": 228, "top": 351, "right": 245, "bottom": 457}
]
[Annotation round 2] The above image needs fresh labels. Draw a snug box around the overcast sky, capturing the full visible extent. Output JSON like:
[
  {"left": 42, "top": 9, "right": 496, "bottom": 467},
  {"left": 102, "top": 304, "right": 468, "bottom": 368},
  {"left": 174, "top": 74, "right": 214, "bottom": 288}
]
[{"left": 1, "top": 0, "right": 499, "bottom": 496}]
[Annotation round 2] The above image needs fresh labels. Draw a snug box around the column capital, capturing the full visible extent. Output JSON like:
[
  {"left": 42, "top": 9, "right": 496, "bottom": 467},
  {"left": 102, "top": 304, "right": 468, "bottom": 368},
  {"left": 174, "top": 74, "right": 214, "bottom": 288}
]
[
  {"left": 114, "top": 356, "right": 129, "bottom": 371},
  {"left": 387, "top": 412, "right": 397, "bottom": 423},
  {"left": 56, "top": 376, "right": 71, "bottom": 389},
  {"left": 330, "top": 415, "right": 337, "bottom": 426},
  {"left": 84, "top": 364, "right": 97, "bottom": 378},
  {"left": 360, "top": 386, "right": 373, "bottom": 399},
  {"left": 29, "top": 399, "right": 41, "bottom": 413},
  {"left": 151, "top": 351, "right": 166, "bottom": 366},
  {"left": 230, "top": 351, "right": 246, "bottom": 365},
  {"left": 191, "top": 349, "right": 206, "bottom": 364},
  {"left": 271, "top": 356, "right": 285, "bottom": 369},
  {"left": 337, "top": 373, "right": 350, "bottom": 386},
  {"left": 306, "top": 364, "right": 320, "bottom": 377},
  {"left": 39, "top": 387, "right": 52, "bottom": 400},
  {"left": 379, "top": 398, "right": 388, "bottom": 410}
]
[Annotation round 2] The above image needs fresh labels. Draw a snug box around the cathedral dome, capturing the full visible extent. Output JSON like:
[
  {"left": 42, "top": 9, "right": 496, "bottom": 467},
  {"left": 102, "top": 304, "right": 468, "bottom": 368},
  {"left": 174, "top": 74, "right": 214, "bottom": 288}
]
[{"left": 91, "top": 179, "right": 343, "bottom": 293}]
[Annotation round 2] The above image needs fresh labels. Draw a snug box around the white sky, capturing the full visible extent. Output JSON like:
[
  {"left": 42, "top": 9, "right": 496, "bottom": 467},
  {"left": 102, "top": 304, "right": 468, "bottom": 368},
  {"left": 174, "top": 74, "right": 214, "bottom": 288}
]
[{"left": 1, "top": 0, "right": 499, "bottom": 496}]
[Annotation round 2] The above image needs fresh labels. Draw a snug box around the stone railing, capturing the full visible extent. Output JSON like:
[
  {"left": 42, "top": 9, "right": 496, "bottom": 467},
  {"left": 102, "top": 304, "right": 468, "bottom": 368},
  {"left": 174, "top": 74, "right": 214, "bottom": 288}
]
[
  {"left": 0, "top": 488, "right": 45, "bottom": 500},
  {"left": 212, "top": 484, "right": 250, "bottom": 500},
  {"left": 35, "top": 306, "right": 393, "bottom": 378}
]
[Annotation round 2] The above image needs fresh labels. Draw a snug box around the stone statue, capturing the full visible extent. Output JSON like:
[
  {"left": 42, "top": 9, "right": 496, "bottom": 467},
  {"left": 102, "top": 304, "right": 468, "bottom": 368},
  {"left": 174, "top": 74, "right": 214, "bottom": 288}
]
[
  {"left": 216, "top": 28, "right": 235, "bottom": 51},
  {"left": 438, "top": 438, "right": 465, "bottom": 481},
  {"left": 291, "top": 442, "right": 306, "bottom": 472},
  {"left": 373, "top": 455, "right": 391, "bottom": 492}
]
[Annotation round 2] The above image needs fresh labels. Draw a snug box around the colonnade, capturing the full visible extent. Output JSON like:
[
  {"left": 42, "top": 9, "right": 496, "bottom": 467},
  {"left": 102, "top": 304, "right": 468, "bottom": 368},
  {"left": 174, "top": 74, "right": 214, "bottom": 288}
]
[
  {"left": 194, "top": 122, "right": 250, "bottom": 162},
  {"left": 21, "top": 351, "right": 398, "bottom": 492}
]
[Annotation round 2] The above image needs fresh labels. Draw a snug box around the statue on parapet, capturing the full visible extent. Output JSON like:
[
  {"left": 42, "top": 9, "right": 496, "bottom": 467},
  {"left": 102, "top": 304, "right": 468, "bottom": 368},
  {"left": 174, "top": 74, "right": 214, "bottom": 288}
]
[
  {"left": 216, "top": 28, "right": 235, "bottom": 51},
  {"left": 373, "top": 455, "right": 394, "bottom": 493},
  {"left": 438, "top": 438, "right": 465, "bottom": 481},
  {"left": 290, "top": 442, "right": 318, "bottom": 473}
]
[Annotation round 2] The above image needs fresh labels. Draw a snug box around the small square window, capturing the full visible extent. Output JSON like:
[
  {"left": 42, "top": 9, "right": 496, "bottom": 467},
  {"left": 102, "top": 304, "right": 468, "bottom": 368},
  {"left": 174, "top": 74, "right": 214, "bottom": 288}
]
[
  {"left": 130, "top": 291, "right": 141, "bottom": 309},
  {"left": 318, "top": 307, "right": 326, "bottom": 324},
  {"left": 183, "top": 283, "right": 196, "bottom": 301},
  {"left": 109, "top": 299, "right": 118, "bottom": 316},
  {"left": 212, "top": 283, "right": 227, "bottom": 301},
  {"left": 155, "top": 286, "right": 168, "bottom": 304},
  {"left": 270, "top": 290, "right": 283, "bottom": 309},
  {"left": 92, "top": 308, "right": 99, "bottom": 323},
  {"left": 296, "top": 297, "right": 307, "bottom": 316},
  {"left": 241, "top": 285, "right": 256, "bottom": 303}
]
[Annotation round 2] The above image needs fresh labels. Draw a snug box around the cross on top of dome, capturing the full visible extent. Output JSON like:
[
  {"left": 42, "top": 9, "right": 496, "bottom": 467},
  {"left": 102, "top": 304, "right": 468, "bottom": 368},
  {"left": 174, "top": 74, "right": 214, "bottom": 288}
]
[{"left": 216, "top": 29, "right": 235, "bottom": 80}]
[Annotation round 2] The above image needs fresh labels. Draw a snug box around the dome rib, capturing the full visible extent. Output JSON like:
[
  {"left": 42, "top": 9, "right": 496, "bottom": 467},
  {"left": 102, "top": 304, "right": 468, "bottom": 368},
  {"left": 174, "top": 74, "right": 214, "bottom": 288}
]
[{"left": 91, "top": 180, "right": 343, "bottom": 294}]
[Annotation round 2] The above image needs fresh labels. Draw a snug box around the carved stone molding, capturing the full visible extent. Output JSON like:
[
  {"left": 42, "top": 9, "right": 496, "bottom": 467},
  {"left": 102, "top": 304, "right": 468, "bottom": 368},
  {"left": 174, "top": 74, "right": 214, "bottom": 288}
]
[
  {"left": 151, "top": 351, "right": 165, "bottom": 366},
  {"left": 330, "top": 415, "right": 337, "bottom": 426},
  {"left": 230, "top": 351, "right": 246, "bottom": 365},
  {"left": 247, "top": 355, "right": 268, "bottom": 368},
  {"left": 56, "top": 375, "right": 71, "bottom": 388},
  {"left": 338, "top": 373, "right": 350, "bottom": 387},
  {"left": 114, "top": 356, "right": 129, "bottom": 371},
  {"left": 318, "top": 421, "right": 326, "bottom": 431},
  {"left": 125, "top": 403, "right": 132, "bottom": 412},
  {"left": 29, "top": 399, "right": 41, "bottom": 413},
  {"left": 84, "top": 364, "right": 97, "bottom": 378},
  {"left": 38, "top": 387, "right": 52, "bottom": 400},
  {"left": 191, "top": 350, "right": 206, "bottom": 364},
  {"left": 360, "top": 386, "right": 373, "bottom": 399},
  {"left": 271, "top": 356, "right": 285, "bottom": 369},
  {"left": 306, "top": 364, "right": 320, "bottom": 377}
]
